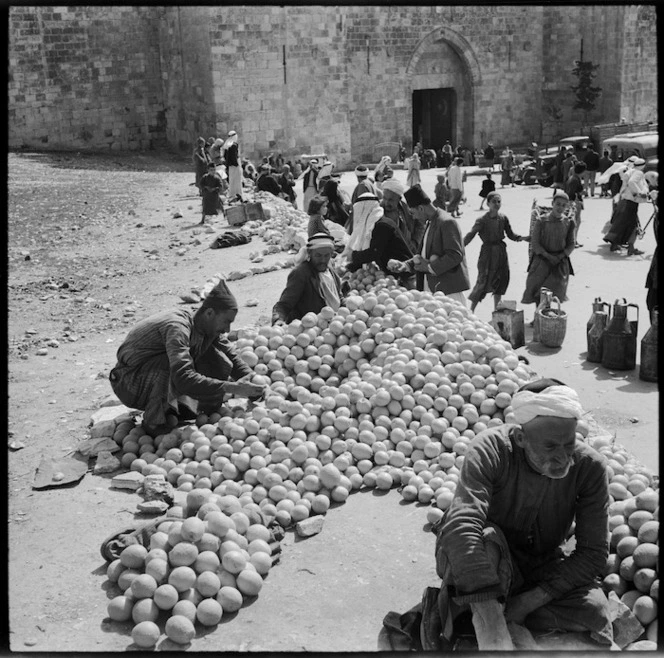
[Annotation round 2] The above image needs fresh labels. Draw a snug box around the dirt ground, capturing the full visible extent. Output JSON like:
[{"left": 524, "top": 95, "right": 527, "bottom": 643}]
[{"left": 6, "top": 151, "right": 659, "bottom": 652}]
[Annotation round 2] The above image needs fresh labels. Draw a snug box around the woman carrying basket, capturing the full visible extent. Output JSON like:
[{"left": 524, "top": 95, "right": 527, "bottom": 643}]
[{"left": 521, "top": 191, "right": 576, "bottom": 317}]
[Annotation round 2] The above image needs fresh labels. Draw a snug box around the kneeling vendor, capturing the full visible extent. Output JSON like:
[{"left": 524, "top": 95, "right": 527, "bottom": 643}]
[
  {"left": 272, "top": 233, "right": 346, "bottom": 325},
  {"left": 110, "top": 280, "right": 265, "bottom": 437}
]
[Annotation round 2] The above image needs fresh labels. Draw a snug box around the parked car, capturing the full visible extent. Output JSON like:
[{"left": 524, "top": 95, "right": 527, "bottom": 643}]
[
  {"left": 602, "top": 132, "right": 658, "bottom": 172},
  {"left": 534, "top": 135, "right": 593, "bottom": 186}
]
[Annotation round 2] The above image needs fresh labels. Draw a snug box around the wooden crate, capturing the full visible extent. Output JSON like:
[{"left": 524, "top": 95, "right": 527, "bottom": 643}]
[{"left": 491, "top": 308, "right": 525, "bottom": 349}]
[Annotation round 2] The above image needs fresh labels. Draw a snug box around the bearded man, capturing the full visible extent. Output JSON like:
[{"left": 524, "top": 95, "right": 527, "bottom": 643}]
[{"left": 431, "top": 378, "right": 615, "bottom": 650}]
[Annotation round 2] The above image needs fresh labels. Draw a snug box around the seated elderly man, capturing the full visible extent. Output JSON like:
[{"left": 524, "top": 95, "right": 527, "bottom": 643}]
[
  {"left": 272, "top": 233, "right": 346, "bottom": 325},
  {"left": 109, "top": 281, "right": 266, "bottom": 437},
  {"left": 431, "top": 378, "right": 614, "bottom": 650}
]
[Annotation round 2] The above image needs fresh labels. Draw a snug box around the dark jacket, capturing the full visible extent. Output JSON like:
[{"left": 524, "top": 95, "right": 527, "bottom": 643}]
[
  {"left": 347, "top": 217, "right": 413, "bottom": 273},
  {"left": 272, "top": 260, "right": 345, "bottom": 324},
  {"left": 407, "top": 210, "right": 470, "bottom": 294}
]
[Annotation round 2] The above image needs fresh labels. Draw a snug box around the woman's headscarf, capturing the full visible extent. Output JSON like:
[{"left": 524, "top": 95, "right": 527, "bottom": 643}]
[{"left": 347, "top": 193, "right": 383, "bottom": 251}]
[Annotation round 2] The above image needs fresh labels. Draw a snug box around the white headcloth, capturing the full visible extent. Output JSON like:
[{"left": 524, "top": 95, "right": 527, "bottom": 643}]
[
  {"left": 511, "top": 385, "right": 583, "bottom": 426},
  {"left": 382, "top": 179, "right": 406, "bottom": 196}
]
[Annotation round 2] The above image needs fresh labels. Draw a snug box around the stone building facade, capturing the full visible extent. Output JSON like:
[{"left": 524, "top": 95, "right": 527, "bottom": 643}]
[{"left": 8, "top": 5, "right": 658, "bottom": 167}]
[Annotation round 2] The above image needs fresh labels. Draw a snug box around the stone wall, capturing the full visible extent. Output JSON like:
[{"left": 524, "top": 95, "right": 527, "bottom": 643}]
[
  {"left": 8, "top": 6, "right": 167, "bottom": 151},
  {"left": 620, "top": 5, "right": 658, "bottom": 125},
  {"left": 8, "top": 6, "right": 658, "bottom": 165}
]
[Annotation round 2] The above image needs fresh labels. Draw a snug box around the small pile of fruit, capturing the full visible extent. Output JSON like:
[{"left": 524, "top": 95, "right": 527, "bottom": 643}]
[{"left": 105, "top": 489, "right": 276, "bottom": 648}]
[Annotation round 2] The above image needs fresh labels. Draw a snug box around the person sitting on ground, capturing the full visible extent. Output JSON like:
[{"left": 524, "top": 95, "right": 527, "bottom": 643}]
[
  {"left": 199, "top": 162, "right": 225, "bottom": 224},
  {"left": 432, "top": 378, "right": 615, "bottom": 650},
  {"left": 255, "top": 164, "right": 285, "bottom": 197},
  {"left": 109, "top": 280, "right": 266, "bottom": 438},
  {"left": 278, "top": 163, "right": 297, "bottom": 205},
  {"left": 272, "top": 233, "right": 346, "bottom": 325}
]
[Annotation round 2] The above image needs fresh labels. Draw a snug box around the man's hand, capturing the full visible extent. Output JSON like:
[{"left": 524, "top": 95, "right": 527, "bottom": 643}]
[
  {"left": 504, "top": 587, "right": 552, "bottom": 624},
  {"left": 387, "top": 259, "right": 408, "bottom": 273},
  {"left": 413, "top": 257, "right": 431, "bottom": 273},
  {"left": 226, "top": 380, "right": 266, "bottom": 399}
]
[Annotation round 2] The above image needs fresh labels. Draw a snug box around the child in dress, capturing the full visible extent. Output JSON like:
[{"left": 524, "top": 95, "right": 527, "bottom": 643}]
[{"left": 479, "top": 172, "right": 496, "bottom": 210}]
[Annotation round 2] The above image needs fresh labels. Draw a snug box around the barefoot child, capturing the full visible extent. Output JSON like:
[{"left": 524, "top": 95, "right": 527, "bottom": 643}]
[{"left": 464, "top": 191, "right": 529, "bottom": 312}]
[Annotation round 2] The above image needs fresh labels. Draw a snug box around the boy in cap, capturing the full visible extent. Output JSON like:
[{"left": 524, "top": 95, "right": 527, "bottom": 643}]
[
  {"left": 272, "top": 233, "right": 346, "bottom": 324},
  {"left": 109, "top": 280, "right": 265, "bottom": 437}
]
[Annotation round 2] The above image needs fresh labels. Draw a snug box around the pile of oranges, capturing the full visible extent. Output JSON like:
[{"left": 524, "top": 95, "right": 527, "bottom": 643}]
[{"left": 107, "top": 264, "right": 658, "bottom": 648}]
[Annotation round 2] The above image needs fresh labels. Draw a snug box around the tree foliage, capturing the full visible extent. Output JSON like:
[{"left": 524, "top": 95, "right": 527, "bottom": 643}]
[{"left": 570, "top": 59, "right": 602, "bottom": 122}]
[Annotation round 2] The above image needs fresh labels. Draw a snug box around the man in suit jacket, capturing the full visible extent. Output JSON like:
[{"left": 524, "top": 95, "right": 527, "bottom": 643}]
[
  {"left": 272, "top": 233, "right": 347, "bottom": 324},
  {"left": 389, "top": 184, "right": 470, "bottom": 307}
]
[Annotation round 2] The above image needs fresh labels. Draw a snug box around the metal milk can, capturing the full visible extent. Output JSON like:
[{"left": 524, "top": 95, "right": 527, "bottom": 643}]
[
  {"left": 587, "top": 311, "right": 608, "bottom": 363},
  {"left": 601, "top": 299, "right": 639, "bottom": 370},
  {"left": 639, "top": 309, "right": 658, "bottom": 382}
]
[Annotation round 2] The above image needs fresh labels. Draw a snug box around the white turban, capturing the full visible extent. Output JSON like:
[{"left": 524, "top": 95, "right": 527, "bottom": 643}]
[
  {"left": 382, "top": 179, "right": 406, "bottom": 196},
  {"left": 511, "top": 385, "right": 583, "bottom": 426}
]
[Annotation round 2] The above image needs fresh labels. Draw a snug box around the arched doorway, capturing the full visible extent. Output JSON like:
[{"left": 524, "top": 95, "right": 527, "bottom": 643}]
[{"left": 406, "top": 28, "right": 481, "bottom": 153}]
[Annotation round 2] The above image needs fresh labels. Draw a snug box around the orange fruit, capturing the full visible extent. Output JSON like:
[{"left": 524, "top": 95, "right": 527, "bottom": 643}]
[
  {"left": 168, "top": 565, "right": 197, "bottom": 592},
  {"left": 120, "top": 544, "right": 148, "bottom": 569},
  {"left": 131, "top": 598, "right": 160, "bottom": 624},
  {"left": 638, "top": 521, "right": 659, "bottom": 544},
  {"left": 196, "top": 598, "right": 223, "bottom": 626},
  {"left": 616, "top": 536, "right": 639, "bottom": 559},
  {"left": 610, "top": 524, "right": 634, "bottom": 550},
  {"left": 628, "top": 509, "right": 654, "bottom": 532},
  {"left": 196, "top": 571, "right": 222, "bottom": 598},
  {"left": 236, "top": 569, "right": 264, "bottom": 596},
  {"left": 153, "top": 583, "right": 179, "bottom": 610},
  {"left": 619, "top": 555, "right": 637, "bottom": 581},
  {"left": 636, "top": 489, "right": 659, "bottom": 512},
  {"left": 632, "top": 596, "right": 658, "bottom": 625},
  {"left": 222, "top": 550, "right": 248, "bottom": 574},
  {"left": 107, "top": 595, "right": 134, "bottom": 621},
  {"left": 217, "top": 586, "right": 243, "bottom": 613},
  {"left": 130, "top": 573, "right": 158, "bottom": 599},
  {"left": 632, "top": 542, "right": 659, "bottom": 569},
  {"left": 131, "top": 620, "right": 160, "bottom": 648},
  {"left": 169, "top": 541, "right": 199, "bottom": 567},
  {"left": 602, "top": 573, "right": 629, "bottom": 598},
  {"left": 165, "top": 614, "right": 196, "bottom": 645},
  {"left": 634, "top": 568, "right": 658, "bottom": 594}
]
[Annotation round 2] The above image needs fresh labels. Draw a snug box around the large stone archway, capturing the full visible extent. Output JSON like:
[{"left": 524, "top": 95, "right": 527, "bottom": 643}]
[{"left": 406, "top": 27, "right": 481, "bottom": 150}]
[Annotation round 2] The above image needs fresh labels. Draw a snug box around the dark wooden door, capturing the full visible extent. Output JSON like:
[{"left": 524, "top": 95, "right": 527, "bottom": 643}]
[{"left": 412, "top": 88, "right": 455, "bottom": 151}]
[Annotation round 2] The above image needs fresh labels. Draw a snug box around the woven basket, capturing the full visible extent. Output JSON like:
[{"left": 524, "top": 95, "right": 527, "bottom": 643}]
[{"left": 537, "top": 296, "right": 567, "bottom": 347}]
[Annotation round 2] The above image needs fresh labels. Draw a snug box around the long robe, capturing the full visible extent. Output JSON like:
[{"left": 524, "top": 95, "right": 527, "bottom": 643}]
[
  {"left": 464, "top": 212, "right": 523, "bottom": 303},
  {"left": 521, "top": 213, "right": 575, "bottom": 303}
]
